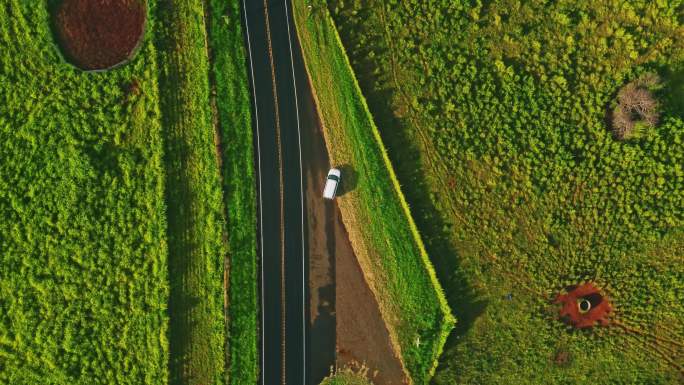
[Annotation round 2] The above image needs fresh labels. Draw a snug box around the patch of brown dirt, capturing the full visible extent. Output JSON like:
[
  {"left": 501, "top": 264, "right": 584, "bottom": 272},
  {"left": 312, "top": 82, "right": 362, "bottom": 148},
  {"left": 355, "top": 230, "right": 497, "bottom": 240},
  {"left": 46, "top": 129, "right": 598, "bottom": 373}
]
[
  {"left": 52, "top": 0, "right": 146, "bottom": 70},
  {"left": 335, "top": 214, "right": 409, "bottom": 385},
  {"left": 555, "top": 282, "right": 612, "bottom": 329}
]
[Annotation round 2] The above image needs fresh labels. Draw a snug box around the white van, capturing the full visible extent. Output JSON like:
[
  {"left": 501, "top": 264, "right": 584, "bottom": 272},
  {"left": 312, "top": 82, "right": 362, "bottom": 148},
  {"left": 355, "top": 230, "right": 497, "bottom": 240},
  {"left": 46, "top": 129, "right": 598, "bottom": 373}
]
[{"left": 323, "top": 168, "right": 341, "bottom": 200}]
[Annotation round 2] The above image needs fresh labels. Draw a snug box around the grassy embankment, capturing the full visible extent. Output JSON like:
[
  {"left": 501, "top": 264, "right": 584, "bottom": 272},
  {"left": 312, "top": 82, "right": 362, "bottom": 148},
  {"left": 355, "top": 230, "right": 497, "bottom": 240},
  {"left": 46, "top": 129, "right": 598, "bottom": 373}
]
[
  {"left": 205, "top": 0, "right": 259, "bottom": 383},
  {"left": 292, "top": 1, "right": 455, "bottom": 383},
  {"left": 330, "top": 1, "right": 684, "bottom": 383},
  {"left": 0, "top": 1, "right": 168, "bottom": 384},
  {"left": 156, "top": 0, "right": 227, "bottom": 383}
]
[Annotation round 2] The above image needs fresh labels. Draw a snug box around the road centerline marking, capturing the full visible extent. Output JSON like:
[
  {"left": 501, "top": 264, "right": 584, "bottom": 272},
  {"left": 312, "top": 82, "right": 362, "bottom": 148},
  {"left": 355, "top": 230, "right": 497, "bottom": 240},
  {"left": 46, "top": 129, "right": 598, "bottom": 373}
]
[
  {"left": 261, "top": 1, "right": 287, "bottom": 383},
  {"left": 282, "top": 2, "right": 307, "bottom": 384}
]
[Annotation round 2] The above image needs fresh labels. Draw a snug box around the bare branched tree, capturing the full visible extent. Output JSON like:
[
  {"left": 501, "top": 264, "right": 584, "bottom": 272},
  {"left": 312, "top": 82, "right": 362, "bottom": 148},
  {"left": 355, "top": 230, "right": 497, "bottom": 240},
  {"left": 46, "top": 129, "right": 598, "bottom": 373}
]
[{"left": 611, "top": 73, "right": 661, "bottom": 140}]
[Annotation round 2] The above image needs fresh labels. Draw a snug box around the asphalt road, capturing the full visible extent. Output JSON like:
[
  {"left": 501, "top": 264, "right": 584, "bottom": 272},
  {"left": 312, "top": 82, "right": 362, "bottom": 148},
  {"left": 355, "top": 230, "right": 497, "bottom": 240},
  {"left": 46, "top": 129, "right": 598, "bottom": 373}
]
[{"left": 242, "top": 0, "right": 307, "bottom": 384}]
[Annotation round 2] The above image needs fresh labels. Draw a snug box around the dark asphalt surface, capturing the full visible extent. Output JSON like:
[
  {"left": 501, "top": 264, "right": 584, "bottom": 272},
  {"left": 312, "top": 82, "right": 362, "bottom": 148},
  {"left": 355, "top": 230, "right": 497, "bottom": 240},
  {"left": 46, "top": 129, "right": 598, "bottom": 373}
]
[{"left": 242, "top": 0, "right": 307, "bottom": 384}]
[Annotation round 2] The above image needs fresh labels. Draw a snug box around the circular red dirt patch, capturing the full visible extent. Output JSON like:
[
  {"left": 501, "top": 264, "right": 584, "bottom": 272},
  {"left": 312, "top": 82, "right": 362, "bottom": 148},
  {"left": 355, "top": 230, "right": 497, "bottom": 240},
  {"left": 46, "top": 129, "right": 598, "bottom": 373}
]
[
  {"left": 52, "top": 0, "right": 146, "bottom": 70},
  {"left": 554, "top": 282, "right": 612, "bottom": 329}
]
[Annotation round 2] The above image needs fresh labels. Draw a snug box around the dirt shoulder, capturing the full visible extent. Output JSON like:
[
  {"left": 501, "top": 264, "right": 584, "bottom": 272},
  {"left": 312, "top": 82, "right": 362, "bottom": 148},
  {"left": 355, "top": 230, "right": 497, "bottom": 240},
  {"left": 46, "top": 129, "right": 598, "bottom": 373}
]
[
  {"left": 300, "top": 73, "right": 407, "bottom": 384},
  {"left": 334, "top": 208, "right": 408, "bottom": 385}
]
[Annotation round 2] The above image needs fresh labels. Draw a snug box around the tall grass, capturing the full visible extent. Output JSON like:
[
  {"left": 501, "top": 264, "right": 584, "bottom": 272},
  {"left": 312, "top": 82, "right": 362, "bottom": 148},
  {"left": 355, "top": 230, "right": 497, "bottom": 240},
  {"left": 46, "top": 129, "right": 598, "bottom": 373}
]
[
  {"left": 0, "top": 1, "right": 168, "bottom": 383},
  {"left": 206, "top": 0, "right": 259, "bottom": 383},
  {"left": 155, "top": 0, "right": 227, "bottom": 383},
  {"left": 292, "top": 1, "right": 455, "bottom": 383}
]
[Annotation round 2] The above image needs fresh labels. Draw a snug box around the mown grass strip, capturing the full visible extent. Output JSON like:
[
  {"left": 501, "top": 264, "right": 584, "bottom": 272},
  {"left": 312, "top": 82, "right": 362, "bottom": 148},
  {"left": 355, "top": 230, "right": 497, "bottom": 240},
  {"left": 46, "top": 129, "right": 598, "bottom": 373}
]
[
  {"left": 205, "top": 0, "right": 259, "bottom": 383},
  {"left": 291, "top": 2, "right": 455, "bottom": 383},
  {"left": 155, "top": 0, "right": 227, "bottom": 384}
]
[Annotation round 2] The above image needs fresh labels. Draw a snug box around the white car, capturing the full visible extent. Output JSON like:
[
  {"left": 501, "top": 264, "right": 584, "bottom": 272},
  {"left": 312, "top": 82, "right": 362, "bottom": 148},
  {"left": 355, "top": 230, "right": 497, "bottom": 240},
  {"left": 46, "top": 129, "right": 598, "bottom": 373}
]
[{"left": 323, "top": 168, "right": 341, "bottom": 200}]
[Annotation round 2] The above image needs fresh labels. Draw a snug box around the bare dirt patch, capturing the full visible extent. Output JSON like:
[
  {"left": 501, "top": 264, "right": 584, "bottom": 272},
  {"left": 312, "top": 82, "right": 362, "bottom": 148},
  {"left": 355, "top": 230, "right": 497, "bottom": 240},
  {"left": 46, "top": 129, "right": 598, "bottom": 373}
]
[
  {"left": 52, "top": 0, "right": 146, "bottom": 70},
  {"left": 555, "top": 282, "right": 612, "bottom": 329},
  {"left": 335, "top": 214, "right": 409, "bottom": 385}
]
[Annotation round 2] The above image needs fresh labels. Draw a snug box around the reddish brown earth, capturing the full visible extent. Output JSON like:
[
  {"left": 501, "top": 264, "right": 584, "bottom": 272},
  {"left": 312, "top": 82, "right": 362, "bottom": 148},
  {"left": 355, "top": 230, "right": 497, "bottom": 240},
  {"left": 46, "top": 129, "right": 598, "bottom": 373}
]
[
  {"left": 334, "top": 216, "right": 408, "bottom": 385},
  {"left": 52, "top": 0, "right": 146, "bottom": 70},
  {"left": 301, "top": 78, "right": 407, "bottom": 384},
  {"left": 555, "top": 282, "right": 612, "bottom": 329}
]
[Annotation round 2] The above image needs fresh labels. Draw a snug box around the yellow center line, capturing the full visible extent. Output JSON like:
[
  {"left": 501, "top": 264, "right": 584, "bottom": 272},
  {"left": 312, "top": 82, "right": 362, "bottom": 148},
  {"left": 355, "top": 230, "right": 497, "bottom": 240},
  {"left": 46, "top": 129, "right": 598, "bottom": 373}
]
[{"left": 261, "top": 0, "right": 287, "bottom": 383}]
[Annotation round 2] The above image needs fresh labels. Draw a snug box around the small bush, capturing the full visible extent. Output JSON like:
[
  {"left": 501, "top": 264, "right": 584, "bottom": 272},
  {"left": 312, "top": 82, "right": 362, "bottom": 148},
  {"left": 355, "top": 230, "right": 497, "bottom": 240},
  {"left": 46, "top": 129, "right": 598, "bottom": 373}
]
[
  {"left": 611, "top": 73, "right": 661, "bottom": 140},
  {"left": 320, "top": 366, "right": 374, "bottom": 385}
]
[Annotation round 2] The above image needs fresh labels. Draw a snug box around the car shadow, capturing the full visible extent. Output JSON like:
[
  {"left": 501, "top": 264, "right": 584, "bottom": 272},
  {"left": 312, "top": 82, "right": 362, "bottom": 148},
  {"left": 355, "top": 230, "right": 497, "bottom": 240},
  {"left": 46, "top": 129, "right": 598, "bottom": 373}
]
[{"left": 336, "top": 164, "right": 358, "bottom": 197}]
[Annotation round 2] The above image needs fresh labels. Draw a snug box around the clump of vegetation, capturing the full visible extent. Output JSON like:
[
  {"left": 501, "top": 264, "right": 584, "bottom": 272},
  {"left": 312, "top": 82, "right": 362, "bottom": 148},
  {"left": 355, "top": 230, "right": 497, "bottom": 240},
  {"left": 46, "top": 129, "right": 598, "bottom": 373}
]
[
  {"left": 328, "top": 0, "right": 684, "bottom": 383},
  {"left": 320, "top": 366, "right": 374, "bottom": 385},
  {"left": 611, "top": 73, "right": 661, "bottom": 140},
  {"left": 552, "top": 349, "right": 572, "bottom": 368}
]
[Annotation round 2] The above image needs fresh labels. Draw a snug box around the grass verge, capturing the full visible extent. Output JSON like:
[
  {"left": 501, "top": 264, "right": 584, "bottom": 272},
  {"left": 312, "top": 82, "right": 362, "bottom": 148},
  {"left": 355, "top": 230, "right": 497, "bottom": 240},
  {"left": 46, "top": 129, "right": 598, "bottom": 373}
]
[
  {"left": 292, "top": 1, "right": 455, "bottom": 383},
  {"left": 155, "top": 0, "right": 227, "bottom": 383},
  {"left": 205, "top": 0, "right": 259, "bottom": 383}
]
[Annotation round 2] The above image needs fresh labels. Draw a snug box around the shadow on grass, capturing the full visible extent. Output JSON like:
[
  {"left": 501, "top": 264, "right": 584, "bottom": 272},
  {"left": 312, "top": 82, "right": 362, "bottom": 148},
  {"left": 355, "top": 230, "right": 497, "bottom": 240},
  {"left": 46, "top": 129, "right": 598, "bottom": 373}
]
[
  {"left": 336, "top": 163, "right": 358, "bottom": 196},
  {"left": 168, "top": 290, "right": 202, "bottom": 385},
  {"left": 661, "top": 65, "right": 684, "bottom": 116},
  {"left": 374, "top": 87, "right": 488, "bottom": 365}
]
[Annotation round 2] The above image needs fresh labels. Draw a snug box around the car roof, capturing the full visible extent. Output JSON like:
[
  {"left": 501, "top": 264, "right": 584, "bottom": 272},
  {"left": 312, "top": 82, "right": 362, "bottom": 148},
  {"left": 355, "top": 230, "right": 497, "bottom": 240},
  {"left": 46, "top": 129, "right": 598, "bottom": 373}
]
[
  {"left": 323, "top": 178, "right": 338, "bottom": 198},
  {"left": 328, "top": 168, "right": 341, "bottom": 177}
]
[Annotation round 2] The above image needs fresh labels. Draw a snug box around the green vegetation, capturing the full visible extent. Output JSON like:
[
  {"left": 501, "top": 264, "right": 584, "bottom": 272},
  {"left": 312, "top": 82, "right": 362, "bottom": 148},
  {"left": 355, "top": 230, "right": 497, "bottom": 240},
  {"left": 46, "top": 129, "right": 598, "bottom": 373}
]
[
  {"left": 1, "top": 0, "right": 258, "bottom": 384},
  {"left": 320, "top": 368, "right": 374, "bottom": 385},
  {"left": 205, "top": 0, "right": 259, "bottom": 383},
  {"left": 329, "top": 0, "right": 684, "bottom": 383},
  {"left": 292, "top": 1, "right": 455, "bottom": 383},
  {"left": 0, "top": 1, "right": 167, "bottom": 384},
  {"left": 155, "top": 0, "right": 227, "bottom": 383}
]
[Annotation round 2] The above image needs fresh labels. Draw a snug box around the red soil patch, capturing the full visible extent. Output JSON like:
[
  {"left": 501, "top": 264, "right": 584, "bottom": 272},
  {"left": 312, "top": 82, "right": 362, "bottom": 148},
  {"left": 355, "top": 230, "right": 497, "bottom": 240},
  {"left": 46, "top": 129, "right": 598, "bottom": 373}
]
[
  {"left": 554, "top": 282, "right": 612, "bottom": 329},
  {"left": 52, "top": 0, "right": 146, "bottom": 70}
]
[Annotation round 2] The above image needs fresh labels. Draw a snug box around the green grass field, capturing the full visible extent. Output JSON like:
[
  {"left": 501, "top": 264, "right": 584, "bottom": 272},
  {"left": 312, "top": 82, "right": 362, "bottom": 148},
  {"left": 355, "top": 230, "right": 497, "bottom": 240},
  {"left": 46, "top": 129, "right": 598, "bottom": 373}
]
[
  {"left": 0, "top": 1, "right": 257, "bottom": 384},
  {"left": 329, "top": 0, "right": 684, "bottom": 383},
  {"left": 293, "top": 1, "right": 455, "bottom": 383},
  {"left": 0, "top": 1, "right": 168, "bottom": 383},
  {"left": 206, "top": 0, "right": 259, "bottom": 383},
  {"left": 155, "top": 0, "right": 227, "bottom": 383}
]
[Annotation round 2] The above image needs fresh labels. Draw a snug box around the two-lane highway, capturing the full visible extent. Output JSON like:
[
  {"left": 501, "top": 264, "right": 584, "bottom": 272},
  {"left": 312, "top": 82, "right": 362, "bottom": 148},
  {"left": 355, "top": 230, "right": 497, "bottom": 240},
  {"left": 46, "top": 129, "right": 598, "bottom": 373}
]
[{"left": 241, "top": 0, "right": 307, "bottom": 384}]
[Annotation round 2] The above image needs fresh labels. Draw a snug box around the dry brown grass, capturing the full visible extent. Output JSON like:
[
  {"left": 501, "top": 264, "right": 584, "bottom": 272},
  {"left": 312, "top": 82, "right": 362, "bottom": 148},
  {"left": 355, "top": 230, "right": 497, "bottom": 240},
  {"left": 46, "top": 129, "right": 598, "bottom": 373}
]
[{"left": 611, "top": 73, "right": 661, "bottom": 140}]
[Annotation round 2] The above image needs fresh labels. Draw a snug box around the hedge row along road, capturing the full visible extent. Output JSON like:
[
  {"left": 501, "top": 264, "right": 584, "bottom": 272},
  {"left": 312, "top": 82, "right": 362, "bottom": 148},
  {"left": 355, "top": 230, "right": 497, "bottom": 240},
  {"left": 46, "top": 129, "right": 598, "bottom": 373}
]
[
  {"left": 205, "top": 0, "right": 259, "bottom": 383},
  {"left": 156, "top": 0, "right": 228, "bottom": 383},
  {"left": 292, "top": 1, "right": 456, "bottom": 384}
]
